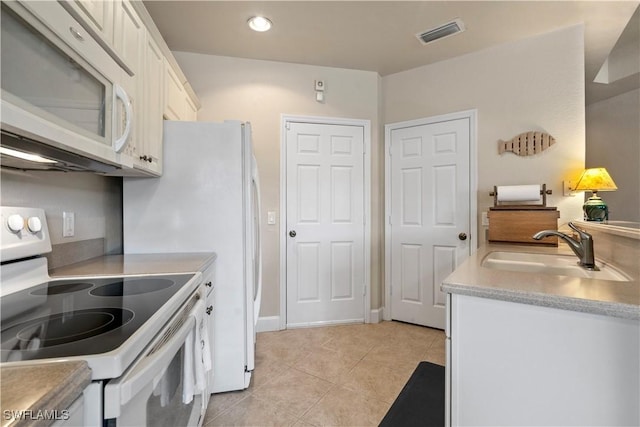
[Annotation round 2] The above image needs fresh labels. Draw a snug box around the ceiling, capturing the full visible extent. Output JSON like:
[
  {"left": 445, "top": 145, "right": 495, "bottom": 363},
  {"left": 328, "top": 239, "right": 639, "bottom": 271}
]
[{"left": 143, "top": 1, "right": 640, "bottom": 105}]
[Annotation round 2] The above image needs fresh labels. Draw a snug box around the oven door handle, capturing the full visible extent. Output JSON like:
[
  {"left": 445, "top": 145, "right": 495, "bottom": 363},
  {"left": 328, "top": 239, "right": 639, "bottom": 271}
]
[{"left": 103, "top": 314, "right": 196, "bottom": 418}]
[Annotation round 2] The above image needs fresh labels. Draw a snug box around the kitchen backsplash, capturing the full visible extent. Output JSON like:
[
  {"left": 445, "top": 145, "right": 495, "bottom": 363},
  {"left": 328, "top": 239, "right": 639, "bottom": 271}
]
[
  {"left": 576, "top": 221, "right": 640, "bottom": 280},
  {"left": 1, "top": 169, "right": 122, "bottom": 268},
  {"left": 45, "top": 238, "right": 108, "bottom": 269}
]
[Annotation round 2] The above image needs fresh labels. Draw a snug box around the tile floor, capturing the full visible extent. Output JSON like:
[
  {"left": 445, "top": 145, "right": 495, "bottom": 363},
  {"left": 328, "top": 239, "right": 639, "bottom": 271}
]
[{"left": 203, "top": 321, "right": 446, "bottom": 426}]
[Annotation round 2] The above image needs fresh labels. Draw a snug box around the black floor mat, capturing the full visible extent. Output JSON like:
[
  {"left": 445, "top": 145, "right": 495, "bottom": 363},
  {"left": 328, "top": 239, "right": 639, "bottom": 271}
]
[{"left": 379, "top": 361, "right": 445, "bottom": 427}]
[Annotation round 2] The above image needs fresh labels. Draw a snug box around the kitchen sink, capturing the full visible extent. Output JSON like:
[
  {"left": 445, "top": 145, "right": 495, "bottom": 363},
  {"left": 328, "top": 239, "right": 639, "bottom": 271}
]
[{"left": 481, "top": 251, "right": 630, "bottom": 282}]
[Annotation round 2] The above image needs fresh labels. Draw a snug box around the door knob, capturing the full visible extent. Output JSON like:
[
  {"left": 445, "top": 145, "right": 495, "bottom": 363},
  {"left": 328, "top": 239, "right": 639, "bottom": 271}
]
[
  {"left": 289, "top": 230, "right": 297, "bottom": 238},
  {"left": 458, "top": 232, "right": 467, "bottom": 241}
]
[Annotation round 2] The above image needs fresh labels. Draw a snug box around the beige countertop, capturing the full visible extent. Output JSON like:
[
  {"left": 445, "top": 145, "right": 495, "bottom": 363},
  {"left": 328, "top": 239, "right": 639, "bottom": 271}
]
[
  {"left": 441, "top": 243, "right": 640, "bottom": 320},
  {"left": 0, "top": 361, "right": 91, "bottom": 427},
  {"left": 49, "top": 252, "right": 216, "bottom": 278}
]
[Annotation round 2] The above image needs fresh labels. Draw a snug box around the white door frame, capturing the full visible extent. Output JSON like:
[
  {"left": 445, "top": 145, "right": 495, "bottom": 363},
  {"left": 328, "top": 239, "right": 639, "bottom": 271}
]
[
  {"left": 280, "top": 114, "right": 372, "bottom": 330},
  {"left": 383, "top": 109, "right": 478, "bottom": 321}
]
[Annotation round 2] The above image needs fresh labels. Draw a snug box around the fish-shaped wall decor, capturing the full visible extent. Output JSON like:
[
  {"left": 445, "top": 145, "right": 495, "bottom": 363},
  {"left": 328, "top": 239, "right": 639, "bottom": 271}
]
[{"left": 498, "top": 131, "right": 556, "bottom": 156}]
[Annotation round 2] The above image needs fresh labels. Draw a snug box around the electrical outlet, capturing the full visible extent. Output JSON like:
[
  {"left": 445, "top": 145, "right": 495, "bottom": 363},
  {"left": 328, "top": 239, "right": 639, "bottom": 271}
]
[
  {"left": 63, "top": 211, "right": 75, "bottom": 237},
  {"left": 563, "top": 180, "right": 575, "bottom": 197}
]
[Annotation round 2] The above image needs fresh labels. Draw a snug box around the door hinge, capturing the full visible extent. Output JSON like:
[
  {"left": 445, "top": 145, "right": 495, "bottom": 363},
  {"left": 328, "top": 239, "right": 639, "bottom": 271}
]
[
  {"left": 286, "top": 121, "right": 291, "bottom": 130},
  {"left": 388, "top": 215, "right": 392, "bottom": 226},
  {"left": 363, "top": 285, "right": 366, "bottom": 297}
]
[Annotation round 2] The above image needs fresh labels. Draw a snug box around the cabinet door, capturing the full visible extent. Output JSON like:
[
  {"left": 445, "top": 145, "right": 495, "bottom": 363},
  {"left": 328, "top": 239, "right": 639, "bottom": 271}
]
[
  {"left": 185, "top": 93, "right": 198, "bottom": 121},
  {"left": 164, "top": 59, "right": 199, "bottom": 121},
  {"left": 113, "top": 0, "right": 142, "bottom": 166},
  {"left": 113, "top": 0, "right": 142, "bottom": 74},
  {"left": 61, "top": 0, "right": 114, "bottom": 46},
  {"left": 141, "top": 31, "right": 163, "bottom": 175},
  {"left": 164, "top": 60, "right": 186, "bottom": 121},
  {"left": 450, "top": 294, "right": 640, "bottom": 426}
]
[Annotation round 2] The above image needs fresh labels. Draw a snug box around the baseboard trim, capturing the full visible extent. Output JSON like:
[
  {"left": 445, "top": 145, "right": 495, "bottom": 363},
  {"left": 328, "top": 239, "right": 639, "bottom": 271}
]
[
  {"left": 258, "top": 310, "right": 383, "bottom": 331},
  {"left": 370, "top": 308, "right": 383, "bottom": 324},
  {"left": 256, "top": 316, "right": 281, "bottom": 332}
]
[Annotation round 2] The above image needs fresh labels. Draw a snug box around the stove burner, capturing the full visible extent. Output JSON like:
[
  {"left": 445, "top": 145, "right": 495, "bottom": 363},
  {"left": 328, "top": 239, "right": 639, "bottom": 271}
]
[
  {"left": 31, "top": 282, "right": 93, "bottom": 296},
  {"left": 9, "top": 308, "right": 134, "bottom": 348},
  {"left": 90, "top": 278, "right": 174, "bottom": 297}
]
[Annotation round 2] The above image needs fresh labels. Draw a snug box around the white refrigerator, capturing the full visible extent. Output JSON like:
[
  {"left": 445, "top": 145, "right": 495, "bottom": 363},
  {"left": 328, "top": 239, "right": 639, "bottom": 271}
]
[{"left": 123, "top": 120, "right": 262, "bottom": 393}]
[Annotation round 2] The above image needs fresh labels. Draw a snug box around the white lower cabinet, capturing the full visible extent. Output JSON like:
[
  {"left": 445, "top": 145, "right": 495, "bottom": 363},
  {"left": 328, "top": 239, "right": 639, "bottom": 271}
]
[
  {"left": 51, "top": 382, "right": 102, "bottom": 427},
  {"left": 447, "top": 294, "right": 639, "bottom": 426}
]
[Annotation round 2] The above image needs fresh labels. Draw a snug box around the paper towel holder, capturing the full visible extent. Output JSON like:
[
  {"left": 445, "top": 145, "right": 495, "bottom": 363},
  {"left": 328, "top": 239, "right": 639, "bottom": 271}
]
[{"left": 489, "top": 184, "right": 552, "bottom": 208}]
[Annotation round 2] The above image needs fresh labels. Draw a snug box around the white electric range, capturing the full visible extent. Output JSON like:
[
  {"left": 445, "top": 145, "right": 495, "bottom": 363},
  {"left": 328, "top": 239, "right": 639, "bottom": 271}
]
[{"left": 0, "top": 206, "right": 211, "bottom": 426}]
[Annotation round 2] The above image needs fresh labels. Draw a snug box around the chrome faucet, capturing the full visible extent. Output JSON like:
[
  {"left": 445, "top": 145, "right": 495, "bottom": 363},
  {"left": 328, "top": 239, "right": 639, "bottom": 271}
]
[{"left": 532, "top": 222, "right": 598, "bottom": 270}]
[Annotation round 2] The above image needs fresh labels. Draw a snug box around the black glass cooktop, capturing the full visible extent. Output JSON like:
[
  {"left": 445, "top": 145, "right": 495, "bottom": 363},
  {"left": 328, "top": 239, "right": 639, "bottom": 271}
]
[{"left": 0, "top": 274, "right": 194, "bottom": 363}]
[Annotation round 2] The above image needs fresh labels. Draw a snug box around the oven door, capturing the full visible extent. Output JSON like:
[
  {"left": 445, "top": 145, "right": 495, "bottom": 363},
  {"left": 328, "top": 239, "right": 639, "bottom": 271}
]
[{"left": 103, "top": 292, "right": 208, "bottom": 427}]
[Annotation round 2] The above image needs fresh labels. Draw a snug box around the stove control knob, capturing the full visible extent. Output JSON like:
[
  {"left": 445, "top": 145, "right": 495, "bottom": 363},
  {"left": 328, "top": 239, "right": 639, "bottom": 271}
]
[
  {"left": 7, "top": 214, "right": 24, "bottom": 233},
  {"left": 27, "top": 216, "right": 43, "bottom": 233}
]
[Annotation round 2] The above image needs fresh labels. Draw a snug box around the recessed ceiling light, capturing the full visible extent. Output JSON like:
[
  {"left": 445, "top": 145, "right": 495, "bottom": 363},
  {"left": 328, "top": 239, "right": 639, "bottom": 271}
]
[{"left": 248, "top": 16, "right": 272, "bottom": 32}]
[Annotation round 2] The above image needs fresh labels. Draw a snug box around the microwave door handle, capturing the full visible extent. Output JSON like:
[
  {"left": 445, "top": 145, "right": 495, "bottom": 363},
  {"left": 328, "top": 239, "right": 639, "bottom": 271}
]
[
  {"left": 104, "top": 315, "right": 196, "bottom": 417},
  {"left": 113, "top": 84, "right": 132, "bottom": 153}
]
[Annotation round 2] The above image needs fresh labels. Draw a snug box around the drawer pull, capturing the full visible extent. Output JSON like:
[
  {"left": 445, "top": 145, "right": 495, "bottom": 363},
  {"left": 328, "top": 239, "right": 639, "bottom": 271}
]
[{"left": 206, "top": 306, "right": 213, "bottom": 315}]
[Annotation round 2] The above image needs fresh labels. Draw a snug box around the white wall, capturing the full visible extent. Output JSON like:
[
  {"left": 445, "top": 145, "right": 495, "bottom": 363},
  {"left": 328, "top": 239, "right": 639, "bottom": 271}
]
[
  {"left": 173, "top": 52, "right": 381, "bottom": 317},
  {"left": 175, "top": 24, "right": 588, "bottom": 319},
  {"left": 586, "top": 88, "right": 640, "bottom": 222},
  {"left": 383, "top": 25, "right": 586, "bottom": 240}
]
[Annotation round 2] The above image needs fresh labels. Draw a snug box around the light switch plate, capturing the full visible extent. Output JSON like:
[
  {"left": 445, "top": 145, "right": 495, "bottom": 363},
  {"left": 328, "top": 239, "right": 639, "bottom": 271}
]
[{"left": 267, "top": 211, "right": 276, "bottom": 225}]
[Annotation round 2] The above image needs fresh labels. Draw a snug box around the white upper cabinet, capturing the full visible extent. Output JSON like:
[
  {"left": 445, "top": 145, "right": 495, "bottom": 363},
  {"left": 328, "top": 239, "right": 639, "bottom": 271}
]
[
  {"left": 4, "top": 0, "right": 198, "bottom": 176},
  {"left": 164, "top": 59, "right": 198, "bottom": 122},
  {"left": 113, "top": 0, "right": 142, "bottom": 73},
  {"left": 60, "top": 0, "right": 115, "bottom": 45},
  {"left": 113, "top": 0, "right": 146, "bottom": 174},
  {"left": 141, "top": 31, "right": 164, "bottom": 176}
]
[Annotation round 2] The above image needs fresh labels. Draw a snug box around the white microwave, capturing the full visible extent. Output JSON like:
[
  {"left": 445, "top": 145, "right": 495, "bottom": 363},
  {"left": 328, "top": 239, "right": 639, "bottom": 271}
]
[{"left": 1, "top": 1, "right": 133, "bottom": 169}]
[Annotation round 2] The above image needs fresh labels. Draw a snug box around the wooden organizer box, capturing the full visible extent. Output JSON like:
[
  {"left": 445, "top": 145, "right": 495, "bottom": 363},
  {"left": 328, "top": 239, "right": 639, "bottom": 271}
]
[{"left": 487, "top": 184, "right": 560, "bottom": 246}]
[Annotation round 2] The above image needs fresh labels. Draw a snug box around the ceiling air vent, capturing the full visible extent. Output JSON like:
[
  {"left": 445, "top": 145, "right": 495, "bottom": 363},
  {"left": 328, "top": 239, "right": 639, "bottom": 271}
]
[{"left": 416, "top": 19, "right": 465, "bottom": 45}]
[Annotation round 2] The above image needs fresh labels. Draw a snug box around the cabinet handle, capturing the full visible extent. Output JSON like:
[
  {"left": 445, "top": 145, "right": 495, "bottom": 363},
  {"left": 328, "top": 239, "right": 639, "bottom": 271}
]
[
  {"left": 205, "top": 281, "right": 212, "bottom": 287},
  {"left": 206, "top": 306, "right": 213, "bottom": 315},
  {"left": 69, "top": 27, "right": 84, "bottom": 42},
  {"left": 140, "top": 155, "right": 147, "bottom": 161}
]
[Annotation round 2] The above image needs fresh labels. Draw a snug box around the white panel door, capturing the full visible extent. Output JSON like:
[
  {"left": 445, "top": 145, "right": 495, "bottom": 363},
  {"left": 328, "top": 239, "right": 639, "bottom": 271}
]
[
  {"left": 389, "top": 117, "right": 471, "bottom": 329},
  {"left": 286, "top": 122, "right": 365, "bottom": 327}
]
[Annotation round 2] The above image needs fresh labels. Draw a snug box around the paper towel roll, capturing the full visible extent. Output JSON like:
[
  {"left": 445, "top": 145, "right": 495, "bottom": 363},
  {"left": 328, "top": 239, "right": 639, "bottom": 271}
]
[{"left": 496, "top": 185, "right": 541, "bottom": 202}]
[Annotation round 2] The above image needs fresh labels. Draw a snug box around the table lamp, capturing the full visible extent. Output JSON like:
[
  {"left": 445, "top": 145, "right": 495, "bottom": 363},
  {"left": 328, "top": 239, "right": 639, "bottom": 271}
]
[{"left": 573, "top": 167, "right": 618, "bottom": 221}]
